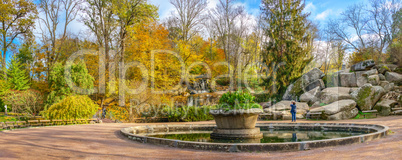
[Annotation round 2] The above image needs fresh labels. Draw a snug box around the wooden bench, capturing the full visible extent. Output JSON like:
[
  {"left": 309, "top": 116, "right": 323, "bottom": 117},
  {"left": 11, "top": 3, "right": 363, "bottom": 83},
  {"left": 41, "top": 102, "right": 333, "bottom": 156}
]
[
  {"left": 362, "top": 110, "right": 378, "bottom": 118},
  {"left": 15, "top": 121, "right": 27, "bottom": 128},
  {"left": 75, "top": 119, "right": 85, "bottom": 124},
  {"left": 40, "top": 120, "right": 51, "bottom": 126},
  {"left": 89, "top": 118, "right": 99, "bottom": 123},
  {"left": 391, "top": 108, "right": 402, "bottom": 111},
  {"left": 52, "top": 119, "right": 64, "bottom": 125},
  {"left": 1, "top": 122, "right": 8, "bottom": 130},
  {"left": 306, "top": 112, "right": 322, "bottom": 120},
  {"left": 5, "top": 122, "right": 15, "bottom": 129},
  {"left": 28, "top": 120, "right": 41, "bottom": 127}
]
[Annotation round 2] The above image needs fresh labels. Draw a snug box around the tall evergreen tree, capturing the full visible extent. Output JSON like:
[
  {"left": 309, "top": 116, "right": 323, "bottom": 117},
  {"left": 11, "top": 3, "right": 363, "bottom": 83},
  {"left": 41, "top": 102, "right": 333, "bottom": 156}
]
[
  {"left": 261, "top": 0, "right": 314, "bottom": 97},
  {"left": 6, "top": 57, "right": 30, "bottom": 90}
]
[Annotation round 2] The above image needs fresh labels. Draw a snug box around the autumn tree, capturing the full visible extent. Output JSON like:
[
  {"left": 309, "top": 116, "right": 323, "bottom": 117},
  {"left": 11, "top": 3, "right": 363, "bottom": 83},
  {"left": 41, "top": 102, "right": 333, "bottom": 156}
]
[
  {"left": 0, "top": 0, "right": 37, "bottom": 76},
  {"left": 208, "top": 0, "right": 253, "bottom": 90},
  {"left": 167, "top": 0, "right": 207, "bottom": 42},
  {"left": 388, "top": 7, "right": 402, "bottom": 66},
  {"left": 327, "top": 0, "right": 399, "bottom": 64},
  {"left": 37, "top": 0, "right": 81, "bottom": 79},
  {"left": 261, "top": 0, "right": 314, "bottom": 97}
]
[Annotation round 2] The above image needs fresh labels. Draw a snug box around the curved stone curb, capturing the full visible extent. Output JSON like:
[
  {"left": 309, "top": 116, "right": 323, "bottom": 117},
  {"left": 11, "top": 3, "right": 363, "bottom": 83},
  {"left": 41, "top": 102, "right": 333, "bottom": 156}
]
[{"left": 120, "top": 123, "right": 389, "bottom": 152}]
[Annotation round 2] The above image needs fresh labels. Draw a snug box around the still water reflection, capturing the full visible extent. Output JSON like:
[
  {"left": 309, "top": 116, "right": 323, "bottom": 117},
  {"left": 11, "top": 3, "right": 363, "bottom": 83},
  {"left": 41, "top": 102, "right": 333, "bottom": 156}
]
[{"left": 147, "top": 129, "right": 370, "bottom": 143}]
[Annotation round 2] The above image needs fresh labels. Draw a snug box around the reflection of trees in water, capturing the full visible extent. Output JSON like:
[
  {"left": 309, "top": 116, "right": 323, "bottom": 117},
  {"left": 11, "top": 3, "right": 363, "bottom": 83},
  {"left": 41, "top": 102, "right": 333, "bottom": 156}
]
[{"left": 149, "top": 130, "right": 367, "bottom": 143}]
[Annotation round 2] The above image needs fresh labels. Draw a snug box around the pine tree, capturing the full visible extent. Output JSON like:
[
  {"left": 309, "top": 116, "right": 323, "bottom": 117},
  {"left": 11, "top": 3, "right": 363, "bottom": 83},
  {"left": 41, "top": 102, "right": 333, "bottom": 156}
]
[
  {"left": 261, "top": 0, "right": 314, "bottom": 97},
  {"left": 6, "top": 57, "right": 30, "bottom": 90}
]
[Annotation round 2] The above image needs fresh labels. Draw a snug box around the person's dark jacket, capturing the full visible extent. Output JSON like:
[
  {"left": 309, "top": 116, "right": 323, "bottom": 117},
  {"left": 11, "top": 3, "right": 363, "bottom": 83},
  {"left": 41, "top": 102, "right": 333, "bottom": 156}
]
[{"left": 290, "top": 104, "right": 297, "bottom": 113}]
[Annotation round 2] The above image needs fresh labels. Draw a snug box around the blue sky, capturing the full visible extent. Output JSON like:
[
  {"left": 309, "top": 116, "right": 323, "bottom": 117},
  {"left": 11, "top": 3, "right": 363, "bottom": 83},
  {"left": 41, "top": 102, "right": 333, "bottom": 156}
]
[{"left": 149, "top": 0, "right": 369, "bottom": 29}]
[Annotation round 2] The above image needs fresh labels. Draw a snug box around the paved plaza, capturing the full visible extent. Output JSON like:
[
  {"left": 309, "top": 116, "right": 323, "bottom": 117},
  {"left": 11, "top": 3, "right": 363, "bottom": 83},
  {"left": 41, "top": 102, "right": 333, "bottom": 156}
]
[{"left": 1, "top": 116, "right": 402, "bottom": 160}]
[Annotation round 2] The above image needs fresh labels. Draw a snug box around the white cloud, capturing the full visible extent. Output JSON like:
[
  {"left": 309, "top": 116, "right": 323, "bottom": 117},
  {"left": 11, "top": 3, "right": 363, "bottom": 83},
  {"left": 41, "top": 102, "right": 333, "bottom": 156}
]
[
  {"left": 304, "top": 2, "right": 316, "bottom": 13},
  {"left": 315, "top": 9, "right": 332, "bottom": 20}
]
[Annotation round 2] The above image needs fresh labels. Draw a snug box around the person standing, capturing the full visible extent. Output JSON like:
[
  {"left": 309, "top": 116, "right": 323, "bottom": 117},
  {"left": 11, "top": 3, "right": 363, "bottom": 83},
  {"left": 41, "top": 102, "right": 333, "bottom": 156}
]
[{"left": 290, "top": 101, "right": 297, "bottom": 122}]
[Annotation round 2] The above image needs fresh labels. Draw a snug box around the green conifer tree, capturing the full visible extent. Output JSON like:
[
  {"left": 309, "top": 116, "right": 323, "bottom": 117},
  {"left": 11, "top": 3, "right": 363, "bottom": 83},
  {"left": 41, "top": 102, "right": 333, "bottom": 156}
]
[
  {"left": 261, "top": 0, "right": 314, "bottom": 97},
  {"left": 6, "top": 57, "right": 30, "bottom": 90}
]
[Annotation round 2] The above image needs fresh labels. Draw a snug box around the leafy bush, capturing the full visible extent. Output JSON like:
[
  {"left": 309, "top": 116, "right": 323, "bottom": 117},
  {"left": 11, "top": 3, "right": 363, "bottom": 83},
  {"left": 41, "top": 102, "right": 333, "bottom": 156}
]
[
  {"left": 0, "top": 89, "right": 44, "bottom": 115},
  {"left": 161, "top": 106, "right": 214, "bottom": 122},
  {"left": 0, "top": 116, "right": 17, "bottom": 122},
  {"left": 42, "top": 95, "right": 98, "bottom": 120},
  {"left": 47, "top": 62, "right": 94, "bottom": 106},
  {"left": 214, "top": 90, "right": 262, "bottom": 110}
]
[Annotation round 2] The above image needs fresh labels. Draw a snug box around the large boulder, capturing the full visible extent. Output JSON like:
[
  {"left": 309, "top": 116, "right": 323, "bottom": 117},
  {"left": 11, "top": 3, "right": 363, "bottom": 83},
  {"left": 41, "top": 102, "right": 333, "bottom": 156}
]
[
  {"left": 327, "top": 108, "right": 359, "bottom": 120},
  {"left": 304, "top": 79, "right": 325, "bottom": 92},
  {"left": 395, "top": 110, "right": 402, "bottom": 115},
  {"left": 385, "top": 72, "right": 402, "bottom": 84},
  {"left": 376, "top": 64, "right": 398, "bottom": 74},
  {"left": 373, "top": 99, "right": 397, "bottom": 116},
  {"left": 362, "top": 69, "right": 378, "bottom": 76},
  {"left": 319, "top": 87, "right": 353, "bottom": 104},
  {"left": 327, "top": 71, "right": 342, "bottom": 87},
  {"left": 282, "top": 83, "right": 295, "bottom": 100},
  {"left": 310, "top": 100, "right": 357, "bottom": 115},
  {"left": 259, "top": 101, "right": 272, "bottom": 109},
  {"left": 378, "top": 74, "right": 386, "bottom": 81},
  {"left": 321, "top": 87, "right": 352, "bottom": 94},
  {"left": 384, "top": 82, "right": 395, "bottom": 92},
  {"left": 282, "top": 68, "right": 324, "bottom": 100},
  {"left": 356, "top": 75, "right": 368, "bottom": 87},
  {"left": 355, "top": 69, "right": 378, "bottom": 87},
  {"left": 320, "top": 92, "right": 353, "bottom": 104},
  {"left": 368, "top": 75, "right": 380, "bottom": 85},
  {"left": 300, "top": 68, "right": 325, "bottom": 86},
  {"left": 351, "top": 59, "right": 375, "bottom": 71},
  {"left": 300, "top": 86, "right": 320, "bottom": 105},
  {"left": 351, "top": 84, "right": 386, "bottom": 111},
  {"left": 264, "top": 101, "right": 309, "bottom": 114},
  {"left": 340, "top": 73, "right": 357, "bottom": 87}
]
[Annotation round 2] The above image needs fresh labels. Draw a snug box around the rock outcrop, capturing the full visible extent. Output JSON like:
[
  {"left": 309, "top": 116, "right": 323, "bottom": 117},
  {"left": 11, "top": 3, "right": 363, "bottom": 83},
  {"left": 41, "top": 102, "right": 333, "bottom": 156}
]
[
  {"left": 340, "top": 73, "right": 357, "bottom": 87},
  {"left": 385, "top": 72, "right": 402, "bottom": 84},
  {"left": 309, "top": 100, "right": 358, "bottom": 120},
  {"left": 351, "top": 84, "right": 386, "bottom": 111},
  {"left": 373, "top": 99, "right": 397, "bottom": 116},
  {"left": 280, "top": 60, "right": 401, "bottom": 121},
  {"left": 351, "top": 59, "right": 375, "bottom": 71},
  {"left": 376, "top": 64, "right": 398, "bottom": 74},
  {"left": 300, "top": 86, "right": 320, "bottom": 105},
  {"left": 282, "top": 68, "right": 324, "bottom": 100},
  {"left": 319, "top": 87, "right": 353, "bottom": 104},
  {"left": 264, "top": 101, "right": 309, "bottom": 120}
]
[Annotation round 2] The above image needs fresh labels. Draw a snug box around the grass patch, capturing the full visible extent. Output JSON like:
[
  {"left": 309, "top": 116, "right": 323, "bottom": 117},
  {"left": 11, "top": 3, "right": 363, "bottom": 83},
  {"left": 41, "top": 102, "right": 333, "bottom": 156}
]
[{"left": 353, "top": 111, "right": 375, "bottom": 119}]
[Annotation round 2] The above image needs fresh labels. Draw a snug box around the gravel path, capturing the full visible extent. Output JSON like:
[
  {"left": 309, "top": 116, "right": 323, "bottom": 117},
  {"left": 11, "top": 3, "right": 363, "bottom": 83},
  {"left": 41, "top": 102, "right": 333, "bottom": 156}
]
[{"left": 1, "top": 116, "right": 401, "bottom": 160}]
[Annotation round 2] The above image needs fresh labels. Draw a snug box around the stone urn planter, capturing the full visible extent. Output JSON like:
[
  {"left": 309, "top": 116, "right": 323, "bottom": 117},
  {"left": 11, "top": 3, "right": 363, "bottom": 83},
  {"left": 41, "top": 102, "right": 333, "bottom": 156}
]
[{"left": 209, "top": 108, "right": 264, "bottom": 139}]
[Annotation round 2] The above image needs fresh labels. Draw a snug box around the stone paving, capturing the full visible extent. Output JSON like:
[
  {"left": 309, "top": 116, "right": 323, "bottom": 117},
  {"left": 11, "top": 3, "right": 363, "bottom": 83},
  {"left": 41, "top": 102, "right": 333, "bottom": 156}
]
[{"left": 0, "top": 116, "right": 402, "bottom": 160}]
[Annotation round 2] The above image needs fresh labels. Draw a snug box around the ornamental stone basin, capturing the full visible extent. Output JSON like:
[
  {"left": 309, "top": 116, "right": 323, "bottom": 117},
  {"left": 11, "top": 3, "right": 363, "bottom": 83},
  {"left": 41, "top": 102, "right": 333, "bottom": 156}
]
[{"left": 209, "top": 108, "right": 264, "bottom": 139}]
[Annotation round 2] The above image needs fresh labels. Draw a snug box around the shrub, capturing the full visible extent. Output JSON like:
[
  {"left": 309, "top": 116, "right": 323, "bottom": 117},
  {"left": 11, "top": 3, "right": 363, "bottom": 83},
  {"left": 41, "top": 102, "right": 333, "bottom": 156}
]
[
  {"left": 161, "top": 106, "right": 214, "bottom": 122},
  {"left": 42, "top": 95, "right": 98, "bottom": 120},
  {"left": 0, "top": 89, "right": 44, "bottom": 115},
  {"left": 214, "top": 90, "right": 262, "bottom": 110}
]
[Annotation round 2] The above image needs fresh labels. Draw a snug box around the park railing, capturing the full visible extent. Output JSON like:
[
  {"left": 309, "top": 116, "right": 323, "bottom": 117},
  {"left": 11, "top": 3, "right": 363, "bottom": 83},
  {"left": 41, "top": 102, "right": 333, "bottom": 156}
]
[{"left": 0, "top": 118, "right": 100, "bottom": 130}]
